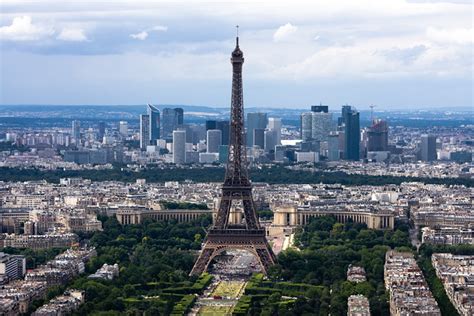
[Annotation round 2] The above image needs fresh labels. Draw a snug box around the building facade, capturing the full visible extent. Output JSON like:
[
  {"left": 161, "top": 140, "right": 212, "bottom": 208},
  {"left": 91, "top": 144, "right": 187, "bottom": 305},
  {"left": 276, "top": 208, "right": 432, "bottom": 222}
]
[
  {"left": 147, "top": 104, "right": 160, "bottom": 144},
  {"left": 343, "top": 106, "right": 360, "bottom": 161},
  {"left": 172, "top": 130, "right": 186, "bottom": 164},
  {"left": 420, "top": 134, "right": 437, "bottom": 162},
  {"left": 139, "top": 114, "right": 150, "bottom": 150},
  {"left": 162, "top": 108, "right": 184, "bottom": 141},
  {"left": 246, "top": 112, "right": 268, "bottom": 147},
  {"left": 206, "top": 129, "right": 222, "bottom": 153}
]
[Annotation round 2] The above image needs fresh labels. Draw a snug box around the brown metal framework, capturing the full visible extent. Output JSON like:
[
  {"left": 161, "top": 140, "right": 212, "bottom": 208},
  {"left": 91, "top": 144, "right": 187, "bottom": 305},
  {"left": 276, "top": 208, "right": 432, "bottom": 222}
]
[{"left": 190, "top": 36, "right": 276, "bottom": 276}]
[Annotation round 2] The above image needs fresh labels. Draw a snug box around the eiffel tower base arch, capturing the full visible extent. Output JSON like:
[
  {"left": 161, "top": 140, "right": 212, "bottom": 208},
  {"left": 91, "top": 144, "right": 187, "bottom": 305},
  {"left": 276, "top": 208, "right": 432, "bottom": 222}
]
[{"left": 190, "top": 229, "right": 276, "bottom": 276}]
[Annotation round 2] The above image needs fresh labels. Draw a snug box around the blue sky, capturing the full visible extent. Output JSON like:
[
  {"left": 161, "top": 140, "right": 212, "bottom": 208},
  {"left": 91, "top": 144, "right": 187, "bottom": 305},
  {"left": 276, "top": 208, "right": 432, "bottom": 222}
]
[{"left": 0, "top": 0, "right": 472, "bottom": 110}]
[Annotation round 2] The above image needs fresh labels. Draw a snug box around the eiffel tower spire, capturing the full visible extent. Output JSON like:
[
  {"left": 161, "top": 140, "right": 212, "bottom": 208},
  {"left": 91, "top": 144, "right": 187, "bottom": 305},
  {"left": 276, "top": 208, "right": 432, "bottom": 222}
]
[
  {"left": 190, "top": 32, "right": 276, "bottom": 276},
  {"left": 224, "top": 32, "right": 249, "bottom": 187}
]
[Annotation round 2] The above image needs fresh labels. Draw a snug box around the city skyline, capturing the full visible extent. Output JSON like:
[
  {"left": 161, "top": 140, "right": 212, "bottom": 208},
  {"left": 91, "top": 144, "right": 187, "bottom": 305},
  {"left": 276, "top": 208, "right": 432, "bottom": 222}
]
[
  {"left": 0, "top": 2, "right": 473, "bottom": 314},
  {"left": 1, "top": 0, "right": 472, "bottom": 108}
]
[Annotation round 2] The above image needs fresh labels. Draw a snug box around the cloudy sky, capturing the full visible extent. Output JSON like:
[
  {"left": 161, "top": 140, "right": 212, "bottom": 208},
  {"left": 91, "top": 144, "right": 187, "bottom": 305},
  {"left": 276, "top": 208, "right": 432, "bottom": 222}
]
[{"left": 0, "top": 0, "right": 472, "bottom": 109}]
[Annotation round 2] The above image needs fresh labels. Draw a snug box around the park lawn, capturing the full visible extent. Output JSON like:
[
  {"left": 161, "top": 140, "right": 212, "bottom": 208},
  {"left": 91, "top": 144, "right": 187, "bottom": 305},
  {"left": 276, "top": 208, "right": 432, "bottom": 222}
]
[
  {"left": 198, "top": 305, "right": 233, "bottom": 315},
  {"left": 211, "top": 281, "right": 246, "bottom": 299}
]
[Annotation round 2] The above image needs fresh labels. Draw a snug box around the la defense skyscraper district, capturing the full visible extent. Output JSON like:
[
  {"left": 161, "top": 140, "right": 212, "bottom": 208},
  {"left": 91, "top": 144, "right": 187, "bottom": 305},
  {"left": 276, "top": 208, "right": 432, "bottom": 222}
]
[{"left": 190, "top": 34, "right": 276, "bottom": 275}]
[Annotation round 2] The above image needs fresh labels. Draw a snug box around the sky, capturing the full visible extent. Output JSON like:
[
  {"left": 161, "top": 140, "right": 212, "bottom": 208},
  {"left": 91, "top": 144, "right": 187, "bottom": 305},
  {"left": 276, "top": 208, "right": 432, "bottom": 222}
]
[{"left": 0, "top": 0, "right": 473, "bottom": 110}]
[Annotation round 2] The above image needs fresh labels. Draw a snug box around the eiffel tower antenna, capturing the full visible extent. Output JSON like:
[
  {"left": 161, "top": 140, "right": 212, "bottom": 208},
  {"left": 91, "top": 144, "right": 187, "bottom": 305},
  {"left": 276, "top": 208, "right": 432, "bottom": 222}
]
[{"left": 190, "top": 31, "right": 276, "bottom": 276}]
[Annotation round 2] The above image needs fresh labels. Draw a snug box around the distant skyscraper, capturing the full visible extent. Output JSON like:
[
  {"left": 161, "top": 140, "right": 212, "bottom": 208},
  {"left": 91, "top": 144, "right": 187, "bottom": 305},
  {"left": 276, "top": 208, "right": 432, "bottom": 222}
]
[
  {"left": 147, "top": 104, "right": 160, "bottom": 144},
  {"left": 343, "top": 107, "right": 360, "bottom": 160},
  {"left": 253, "top": 128, "right": 265, "bottom": 148},
  {"left": 207, "top": 129, "right": 222, "bottom": 153},
  {"left": 339, "top": 105, "right": 352, "bottom": 127},
  {"left": 162, "top": 108, "right": 184, "bottom": 141},
  {"left": 139, "top": 114, "right": 150, "bottom": 150},
  {"left": 267, "top": 117, "right": 282, "bottom": 145},
  {"left": 172, "top": 130, "right": 186, "bottom": 164},
  {"left": 264, "top": 129, "right": 276, "bottom": 153},
  {"left": 311, "top": 111, "right": 332, "bottom": 142},
  {"left": 206, "top": 120, "right": 230, "bottom": 145},
  {"left": 71, "top": 120, "right": 80, "bottom": 141},
  {"left": 205, "top": 120, "right": 218, "bottom": 130},
  {"left": 246, "top": 112, "right": 268, "bottom": 147},
  {"left": 301, "top": 106, "right": 332, "bottom": 142},
  {"left": 119, "top": 121, "right": 128, "bottom": 136},
  {"left": 328, "top": 133, "right": 340, "bottom": 161},
  {"left": 189, "top": 124, "right": 206, "bottom": 144},
  {"left": 97, "top": 121, "right": 106, "bottom": 140},
  {"left": 311, "top": 105, "right": 329, "bottom": 113},
  {"left": 367, "top": 119, "right": 388, "bottom": 152},
  {"left": 301, "top": 112, "right": 313, "bottom": 141},
  {"left": 420, "top": 134, "right": 437, "bottom": 161},
  {"left": 216, "top": 121, "right": 230, "bottom": 145}
]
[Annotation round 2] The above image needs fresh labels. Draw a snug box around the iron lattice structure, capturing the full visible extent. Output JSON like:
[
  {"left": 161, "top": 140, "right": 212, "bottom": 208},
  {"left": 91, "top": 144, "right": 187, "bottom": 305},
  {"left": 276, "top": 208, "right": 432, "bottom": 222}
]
[{"left": 190, "top": 37, "right": 276, "bottom": 276}]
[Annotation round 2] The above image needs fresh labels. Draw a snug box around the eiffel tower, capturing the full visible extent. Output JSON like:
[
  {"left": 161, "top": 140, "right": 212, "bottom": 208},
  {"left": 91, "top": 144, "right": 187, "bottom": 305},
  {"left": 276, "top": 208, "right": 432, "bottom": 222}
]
[{"left": 190, "top": 32, "right": 276, "bottom": 276}]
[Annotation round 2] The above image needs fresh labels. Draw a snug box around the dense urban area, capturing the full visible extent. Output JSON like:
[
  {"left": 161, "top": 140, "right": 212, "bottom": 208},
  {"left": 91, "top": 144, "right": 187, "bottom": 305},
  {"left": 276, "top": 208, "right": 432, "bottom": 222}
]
[
  {"left": 2, "top": 0, "right": 473, "bottom": 313},
  {"left": 0, "top": 102, "right": 472, "bottom": 315}
]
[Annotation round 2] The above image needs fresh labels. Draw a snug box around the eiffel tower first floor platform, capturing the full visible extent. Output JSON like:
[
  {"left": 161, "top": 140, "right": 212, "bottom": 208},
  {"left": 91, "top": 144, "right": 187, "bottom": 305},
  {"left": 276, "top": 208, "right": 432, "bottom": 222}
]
[{"left": 190, "top": 228, "right": 276, "bottom": 276}]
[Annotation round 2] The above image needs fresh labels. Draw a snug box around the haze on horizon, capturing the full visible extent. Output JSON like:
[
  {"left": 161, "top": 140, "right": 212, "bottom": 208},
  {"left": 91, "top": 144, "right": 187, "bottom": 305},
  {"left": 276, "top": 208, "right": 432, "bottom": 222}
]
[{"left": 0, "top": 0, "right": 473, "bottom": 110}]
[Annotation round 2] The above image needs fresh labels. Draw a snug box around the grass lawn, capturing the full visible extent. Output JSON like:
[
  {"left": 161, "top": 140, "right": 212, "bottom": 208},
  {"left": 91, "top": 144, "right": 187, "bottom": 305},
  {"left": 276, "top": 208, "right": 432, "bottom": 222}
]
[
  {"left": 198, "top": 305, "right": 233, "bottom": 315},
  {"left": 211, "top": 281, "right": 246, "bottom": 299}
]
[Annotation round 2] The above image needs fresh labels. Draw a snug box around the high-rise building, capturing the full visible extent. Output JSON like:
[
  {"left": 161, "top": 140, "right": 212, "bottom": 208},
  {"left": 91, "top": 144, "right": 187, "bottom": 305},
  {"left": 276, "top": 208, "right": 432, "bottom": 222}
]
[
  {"left": 343, "top": 107, "right": 360, "bottom": 161},
  {"left": 253, "top": 128, "right": 265, "bottom": 148},
  {"left": 71, "top": 120, "right": 81, "bottom": 142},
  {"left": 147, "top": 104, "right": 160, "bottom": 144},
  {"left": 339, "top": 105, "right": 352, "bottom": 127},
  {"left": 367, "top": 119, "right": 388, "bottom": 152},
  {"left": 206, "top": 120, "right": 230, "bottom": 145},
  {"left": 264, "top": 129, "right": 276, "bottom": 153},
  {"left": 246, "top": 112, "right": 268, "bottom": 147},
  {"left": 420, "top": 134, "right": 437, "bottom": 162},
  {"left": 301, "top": 106, "right": 332, "bottom": 142},
  {"left": 267, "top": 117, "right": 282, "bottom": 145},
  {"left": 207, "top": 129, "right": 222, "bottom": 153},
  {"left": 301, "top": 112, "right": 313, "bottom": 141},
  {"left": 119, "top": 121, "right": 128, "bottom": 136},
  {"left": 97, "top": 121, "right": 106, "bottom": 141},
  {"left": 205, "top": 120, "right": 218, "bottom": 130},
  {"left": 216, "top": 121, "right": 230, "bottom": 145},
  {"left": 172, "top": 130, "right": 186, "bottom": 164},
  {"left": 189, "top": 124, "right": 206, "bottom": 144},
  {"left": 139, "top": 114, "right": 150, "bottom": 150},
  {"left": 311, "top": 111, "right": 332, "bottom": 142},
  {"left": 328, "top": 133, "right": 340, "bottom": 161},
  {"left": 311, "top": 105, "right": 329, "bottom": 113},
  {"left": 162, "top": 108, "right": 184, "bottom": 141}
]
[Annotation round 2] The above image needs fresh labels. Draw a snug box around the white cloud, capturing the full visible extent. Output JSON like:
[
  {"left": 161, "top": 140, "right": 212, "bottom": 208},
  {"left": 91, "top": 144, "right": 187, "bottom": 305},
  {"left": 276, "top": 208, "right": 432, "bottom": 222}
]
[
  {"left": 0, "top": 16, "right": 54, "bottom": 41},
  {"left": 426, "top": 27, "right": 473, "bottom": 44},
  {"left": 273, "top": 23, "right": 298, "bottom": 42},
  {"left": 150, "top": 25, "right": 168, "bottom": 32},
  {"left": 130, "top": 31, "right": 148, "bottom": 40},
  {"left": 130, "top": 25, "right": 168, "bottom": 40},
  {"left": 57, "top": 28, "right": 87, "bottom": 41}
]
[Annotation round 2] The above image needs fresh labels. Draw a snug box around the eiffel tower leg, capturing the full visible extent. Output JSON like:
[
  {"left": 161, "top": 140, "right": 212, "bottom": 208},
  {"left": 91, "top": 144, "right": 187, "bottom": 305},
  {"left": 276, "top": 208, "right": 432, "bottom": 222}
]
[
  {"left": 190, "top": 247, "right": 216, "bottom": 276},
  {"left": 255, "top": 247, "right": 276, "bottom": 273}
]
